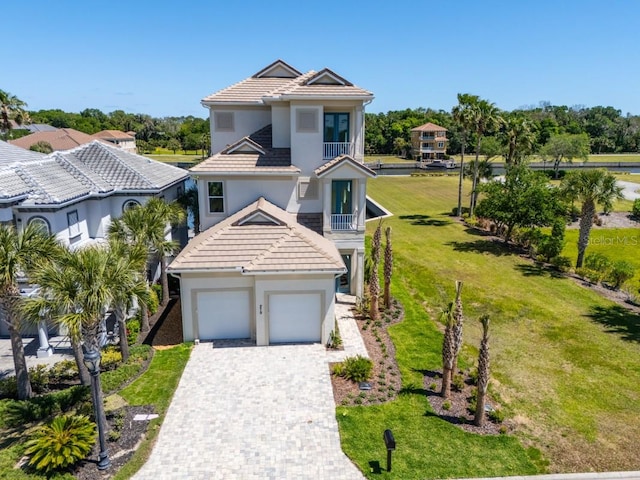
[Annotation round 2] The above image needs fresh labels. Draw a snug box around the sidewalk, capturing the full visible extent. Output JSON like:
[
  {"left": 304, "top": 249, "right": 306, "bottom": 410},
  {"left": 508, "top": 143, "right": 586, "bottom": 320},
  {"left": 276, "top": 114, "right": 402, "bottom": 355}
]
[{"left": 0, "top": 335, "right": 74, "bottom": 379}]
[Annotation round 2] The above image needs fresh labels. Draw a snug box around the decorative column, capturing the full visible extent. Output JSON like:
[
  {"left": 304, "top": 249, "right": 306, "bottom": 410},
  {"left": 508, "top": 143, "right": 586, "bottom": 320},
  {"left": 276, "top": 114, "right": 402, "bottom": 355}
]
[{"left": 36, "top": 320, "right": 53, "bottom": 358}]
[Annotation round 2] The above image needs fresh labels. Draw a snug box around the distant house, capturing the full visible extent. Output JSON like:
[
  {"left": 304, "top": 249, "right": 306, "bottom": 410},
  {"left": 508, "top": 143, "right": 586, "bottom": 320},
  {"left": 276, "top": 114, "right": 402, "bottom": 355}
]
[
  {"left": 169, "top": 59, "right": 375, "bottom": 347},
  {"left": 411, "top": 122, "right": 448, "bottom": 161},
  {"left": 8, "top": 128, "right": 104, "bottom": 151},
  {"left": 92, "top": 130, "right": 137, "bottom": 153}
]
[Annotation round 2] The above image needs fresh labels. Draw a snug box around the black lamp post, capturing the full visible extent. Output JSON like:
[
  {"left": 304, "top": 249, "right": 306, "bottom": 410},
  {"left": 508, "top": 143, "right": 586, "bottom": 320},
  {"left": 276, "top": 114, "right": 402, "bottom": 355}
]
[{"left": 82, "top": 347, "right": 111, "bottom": 471}]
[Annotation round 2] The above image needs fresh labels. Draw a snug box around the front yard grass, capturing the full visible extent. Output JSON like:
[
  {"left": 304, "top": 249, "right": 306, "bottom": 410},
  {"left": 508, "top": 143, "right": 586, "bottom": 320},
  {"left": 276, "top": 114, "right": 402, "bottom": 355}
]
[{"left": 338, "top": 176, "right": 640, "bottom": 478}]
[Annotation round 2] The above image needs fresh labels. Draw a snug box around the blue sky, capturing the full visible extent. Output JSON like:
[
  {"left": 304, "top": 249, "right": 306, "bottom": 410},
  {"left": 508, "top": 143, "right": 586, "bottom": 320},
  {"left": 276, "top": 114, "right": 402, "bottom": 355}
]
[{"left": 3, "top": 0, "right": 639, "bottom": 118}]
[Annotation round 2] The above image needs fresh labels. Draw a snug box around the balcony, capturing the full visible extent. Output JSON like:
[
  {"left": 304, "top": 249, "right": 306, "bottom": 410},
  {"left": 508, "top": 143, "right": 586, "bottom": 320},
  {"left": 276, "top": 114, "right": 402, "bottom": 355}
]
[
  {"left": 324, "top": 142, "right": 354, "bottom": 160},
  {"left": 331, "top": 214, "right": 356, "bottom": 231}
]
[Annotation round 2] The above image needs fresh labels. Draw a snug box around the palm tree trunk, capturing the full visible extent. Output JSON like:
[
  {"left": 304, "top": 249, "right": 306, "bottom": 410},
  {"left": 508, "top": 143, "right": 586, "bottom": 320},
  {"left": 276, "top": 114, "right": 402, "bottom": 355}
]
[
  {"left": 474, "top": 315, "right": 490, "bottom": 427},
  {"left": 469, "top": 139, "right": 481, "bottom": 216},
  {"left": 70, "top": 336, "right": 91, "bottom": 386},
  {"left": 160, "top": 255, "right": 169, "bottom": 307},
  {"left": 115, "top": 306, "right": 130, "bottom": 363},
  {"left": 576, "top": 200, "right": 596, "bottom": 268},
  {"left": 451, "top": 281, "right": 464, "bottom": 376},
  {"left": 140, "top": 302, "right": 150, "bottom": 333},
  {"left": 457, "top": 146, "right": 465, "bottom": 216},
  {"left": 1, "top": 291, "right": 33, "bottom": 400},
  {"left": 441, "top": 319, "right": 455, "bottom": 399},
  {"left": 383, "top": 227, "right": 393, "bottom": 310}
]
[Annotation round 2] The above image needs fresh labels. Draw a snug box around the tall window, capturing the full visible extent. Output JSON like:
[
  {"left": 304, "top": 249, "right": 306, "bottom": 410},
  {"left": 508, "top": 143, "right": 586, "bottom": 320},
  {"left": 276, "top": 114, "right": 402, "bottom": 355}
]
[
  {"left": 331, "top": 180, "right": 352, "bottom": 214},
  {"left": 28, "top": 216, "right": 50, "bottom": 234},
  {"left": 208, "top": 181, "right": 224, "bottom": 213},
  {"left": 324, "top": 113, "right": 349, "bottom": 142},
  {"left": 67, "top": 210, "right": 80, "bottom": 237}
]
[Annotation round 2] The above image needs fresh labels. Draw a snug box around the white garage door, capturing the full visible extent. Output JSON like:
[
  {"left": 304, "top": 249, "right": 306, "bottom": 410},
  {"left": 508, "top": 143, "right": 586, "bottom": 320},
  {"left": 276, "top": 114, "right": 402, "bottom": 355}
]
[
  {"left": 268, "top": 293, "right": 321, "bottom": 343},
  {"left": 197, "top": 290, "right": 251, "bottom": 340}
]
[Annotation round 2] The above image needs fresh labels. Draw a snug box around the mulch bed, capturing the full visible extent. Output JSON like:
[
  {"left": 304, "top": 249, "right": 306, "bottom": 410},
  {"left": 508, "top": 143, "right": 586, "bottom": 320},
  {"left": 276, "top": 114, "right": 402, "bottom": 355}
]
[{"left": 330, "top": 299, "right": 404, "bottom": 406}]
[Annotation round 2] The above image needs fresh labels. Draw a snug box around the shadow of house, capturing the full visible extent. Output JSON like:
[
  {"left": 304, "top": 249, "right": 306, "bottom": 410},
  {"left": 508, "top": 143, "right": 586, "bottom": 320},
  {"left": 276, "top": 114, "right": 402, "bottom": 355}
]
[
  {"left": 399, "top": 214, "right": 452, "bottom": 227},
  {"left": 515, "top": 263, "right": 566, "bottom": 279},
  {"left": 587, "top": 305, "right": 640, "bottom": 343},
  {"left": 445, "top": 239, "right": 514, "bottom": 257}
]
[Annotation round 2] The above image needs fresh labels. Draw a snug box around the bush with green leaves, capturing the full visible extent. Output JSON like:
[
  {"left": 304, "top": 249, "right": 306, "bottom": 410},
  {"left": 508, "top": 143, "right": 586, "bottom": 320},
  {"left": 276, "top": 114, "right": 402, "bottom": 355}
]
[
  {"left": 101, "top": 346, "right": 123, "bottom": 371},
  {"left": 335, "top": 355, "right": 373, "bottom": 383},
  {"left": 148, "top": 286, "right": 160, "bottom": 315},
  {"left": 152, "top": 282, "right": 163, "bottom": 306},
  {"left": 2, "top": 386, "right": 90, "bottom": 428},
  {"left": 127, "top": 316, "right": 141, "bottom": 345},
  {"left": 24, "top": 414, "right": 96, "bottom": 474},
  {"left": 582, "top": 253, "right": 613, "bottom": 283},
  {"left": 607, "top": 260, "right": 636, "bottom": 290},
  {"left": 0, "top": 376, "right": 18, "bottom": 399},
  {"left": 632, "top": 198, "right": 640, "bottom": 218},
  {"left": 48, "top": 359, "right": 78, "bottom": 383},
  {"left": 537, "top": 219, "right": 566, "bottom": 262},
  {"left": 28, "top": 364, "right": 51, "bottom": 394},
  {"left": 551, "top": 255, "right": 572, "bottom": 273}
]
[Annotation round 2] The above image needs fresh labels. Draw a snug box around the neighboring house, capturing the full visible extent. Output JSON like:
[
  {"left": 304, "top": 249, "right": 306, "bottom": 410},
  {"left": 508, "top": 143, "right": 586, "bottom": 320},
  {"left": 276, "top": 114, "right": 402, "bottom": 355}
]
[
  {"left": 0, "top": 139, "right": 188, "bottom": 337},
  {"left": 92, "top": 130, "right": 137, "bottom": 153},
  {"left": 411, "top": 122, "right": 448, "bottom": 161},
  {"left": 168, "top": 59, "right": 375, "bottom": 346},
  {"left": 9, "top": 128, "right": 105, "bottom": 151}
]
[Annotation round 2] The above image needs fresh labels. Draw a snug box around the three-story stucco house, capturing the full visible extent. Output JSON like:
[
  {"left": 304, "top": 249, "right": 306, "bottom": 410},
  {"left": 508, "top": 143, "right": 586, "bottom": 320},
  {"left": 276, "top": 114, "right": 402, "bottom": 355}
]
[{"left": 169, "top": 60, "right": 375, "bottom": 346}]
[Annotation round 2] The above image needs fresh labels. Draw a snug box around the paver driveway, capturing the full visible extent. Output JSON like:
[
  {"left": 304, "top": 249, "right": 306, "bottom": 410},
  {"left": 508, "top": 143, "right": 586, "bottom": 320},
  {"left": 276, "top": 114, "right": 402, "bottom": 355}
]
[{"left": 133, "top": 342, "right": 364, "bottom": 479}]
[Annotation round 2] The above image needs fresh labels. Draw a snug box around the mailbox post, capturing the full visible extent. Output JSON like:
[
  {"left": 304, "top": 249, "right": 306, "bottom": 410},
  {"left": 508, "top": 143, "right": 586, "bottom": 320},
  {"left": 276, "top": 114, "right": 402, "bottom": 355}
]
[{"left": 383, "top": 429, "right": 395, "bottom": 472}]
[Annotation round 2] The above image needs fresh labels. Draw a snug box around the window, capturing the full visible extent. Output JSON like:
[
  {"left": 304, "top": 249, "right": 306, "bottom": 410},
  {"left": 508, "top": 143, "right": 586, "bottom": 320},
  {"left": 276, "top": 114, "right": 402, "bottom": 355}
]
[
  {"left": 122, "top": 199, "right": 141, "bottom": 212},
  {"left": 324, "top": 113, "right": 349, "bottom": 142},
  {"left": 67, "top": 210, "right": 80, "bottom": 238},
  {"left": 296, "top": 109, "right": 318, "bottom": 133},
  {"left": 208, "top": 181, "right": 224, "bottom": 213},
  {"left": 28, "top": 216, "right": 50, "bottom": 234},
  {"left": 437, "top": 142, "right": 444, "bottom": 148},
  {"left": 214, "top": 112, "right": 234, "bottom": 132}
]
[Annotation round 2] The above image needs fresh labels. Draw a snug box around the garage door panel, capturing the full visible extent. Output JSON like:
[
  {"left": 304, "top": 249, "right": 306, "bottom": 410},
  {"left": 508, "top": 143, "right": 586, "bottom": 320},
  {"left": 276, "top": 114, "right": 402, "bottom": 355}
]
[
  {"left": 269, "top": 293, "right": 321, "bottom": 343},
  {"left": 197, "top": 290, "right": 250, "bottom": 340}
]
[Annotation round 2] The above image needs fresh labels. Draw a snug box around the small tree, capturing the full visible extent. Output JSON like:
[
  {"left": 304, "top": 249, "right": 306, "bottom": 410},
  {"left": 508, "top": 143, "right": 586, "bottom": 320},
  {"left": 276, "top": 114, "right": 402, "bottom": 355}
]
[
  {"left": 167, "top": 138, "right": 181, "bottom": 154},
  {"left": 440, "top": 302, "right": 455, "bottom": 399},
  {"left": 537, "top": 218, "right": 566, "bottom": 262},
  {"left": 369, "top": 222, "right": 382, "bottom": 321},
  {"left": 539, "top": 133, "right": 590, "bottom": 179},
  {"left": 30, "top": 141, "right": 53, "bottom": 154},
  {"left": 383, "top": 226, "right": 393, "bottom": 309},
  {"left": 474, "top": 315, "right": 491, "bottom": 427}
]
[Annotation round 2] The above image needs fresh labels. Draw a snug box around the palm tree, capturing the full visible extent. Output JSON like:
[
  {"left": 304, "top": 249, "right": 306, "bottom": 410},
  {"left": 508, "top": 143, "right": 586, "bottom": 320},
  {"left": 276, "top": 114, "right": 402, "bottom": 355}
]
[
  {"left": 107, "top": 240, "right": 149, "bottom": 362},
  {"left": 450, "top": 281, "right": 464, "bottom": 376},
  {"left": 502, "top": 114, "right": 536, "bottom": 165},
  {"left": 0, "top": 223, "right": 58, "bottom": 399},
  {"left": 440, "top": 302, "right": 455, "bottom": 399},
  {"left": 452, "top": 94, "right": 479, "bottom": 216},
  {"left": 178, "top": 184, "right": 200, "bottom": 234},
  {"left": 560, "top": 169, "right": 624, "bottom": 268},
  {"left": 0, "top": 89, "right": 30, "bottom": 136},
  {"left": 469, "top": 100, "right": 503, "bottom": 216},
  {"left": 474, "top": 315, "right": 491, "bottom": 427},
  {"left": 369, "top": 221, "right": 382, "bottom": 321},
  {"left": 383, "top": 227, "right": 393, "bottom": 309}
]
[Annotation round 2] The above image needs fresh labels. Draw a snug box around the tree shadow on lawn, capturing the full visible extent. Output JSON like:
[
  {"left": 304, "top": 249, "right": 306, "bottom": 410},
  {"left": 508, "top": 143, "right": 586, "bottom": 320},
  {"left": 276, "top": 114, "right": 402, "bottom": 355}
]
[
  {"left": 587, "top": 305, "right": 640, "bottom": 343},
  {"left": 515, "top": 262, "right": 566, "bottom": 279},
  {"left": 446, "top": 239, "right": 514, "bottom": 257},
  {"left": 399, "top": 214, "right": 452, "bottom": 227}
]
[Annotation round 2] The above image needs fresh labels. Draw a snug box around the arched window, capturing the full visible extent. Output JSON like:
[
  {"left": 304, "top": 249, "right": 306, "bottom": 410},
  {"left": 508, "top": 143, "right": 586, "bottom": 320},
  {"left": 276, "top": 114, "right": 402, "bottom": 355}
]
[
  {"left": 122, "top": 200, "right": 141, "bottom": 212},
  {"left": 28, "top": 216, "right": 50, "bottom": 234}
]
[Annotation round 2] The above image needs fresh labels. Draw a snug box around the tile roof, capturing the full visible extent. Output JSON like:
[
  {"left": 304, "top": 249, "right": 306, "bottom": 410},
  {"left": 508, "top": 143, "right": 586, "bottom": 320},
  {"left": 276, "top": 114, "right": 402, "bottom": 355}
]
[
  {"left": 411, "top": 122, "right": 448, "bottom": 132},
  {"left": 92, "top": 130, "right": 135, "bottom": 140},
  {"left": 202, "top": 61, "right": 373, "bottom": 105},
  {"left": 9, "top": 128, "right": 105, "bottom": 151},
  {"left": 0, "top": 140, "right": 187, "bottom": 206},
  {"left": 169, "top": 197, "right": 345, "bottom": 274},
  {"left": 0, "top": 140, "right": 46, "bottom": 166},
  {"left": 314, "top": 155, "right": 377, "bottom": 178},
  {"left": 191, "top": 125, "right": 300, "bottom": 176}
]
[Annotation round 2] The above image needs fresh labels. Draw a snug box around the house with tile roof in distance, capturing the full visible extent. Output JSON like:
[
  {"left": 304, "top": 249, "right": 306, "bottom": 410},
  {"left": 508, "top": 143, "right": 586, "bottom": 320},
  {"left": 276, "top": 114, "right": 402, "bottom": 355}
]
[
  {"left": 0, "top": 139, "right": 188, "bottom": 339},
  {"left": 9, "top": 128, "right": 105, "bottom": 152},
  {"left": 168, "top": 59, "right": 375, "bottom": 346},
  {"left": 92, "top": 130, "right": 137, "bottom": 153},
  {"left": 411, "top": 122, "right": 448, "bottom": 161}
]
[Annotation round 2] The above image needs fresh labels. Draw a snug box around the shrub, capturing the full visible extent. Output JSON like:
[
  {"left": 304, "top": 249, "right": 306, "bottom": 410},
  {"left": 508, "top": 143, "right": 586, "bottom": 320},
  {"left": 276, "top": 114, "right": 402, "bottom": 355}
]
[
  {"left": 2, "top": 386, "right": 90, "bottom": 428},
  {"left": 28, "top": 364, "right": 51, "bottom": 394},
  {"left": 337, "top": 355, "right": 373, "bottom": 383},
  {"left": 328, "top": 328, "right": 343, "bottom": 349},
  {"left": 632, "top": 198, "right": 640, "bottom": 218},
  {"left": 607, "top": 260, "right": 636, "bottom": 290},
  {"left": 488, "top": 408, "right": 506, "bottom": 423},
  {"left": 537, "top": 219, "right": 565, "bottom": 261},
  {"left": 551, "top": 256, "right": 572, "bottom": 273},
  {"left": 452, "top": 374, "right": 466, "bottom": 392},
  {"left": 0, "top": 376, "right": 18, "bottom": 399},
  {"left": 583, "top": 253, "right": 612, "bottom": 283},
  {"left": 127, "top": 317, "right": 141, "bottom": 345},
  {"left": 151, "top": 283, "right": 163, "bottom": 306},
  {"left": 442, "top": 400, "right": 451, "bottom": 411},
  {"left": 147, "top": 287, "right": 159, "bottom": 315},
  {"left": 24, "top": 414, "right": 96, "bottom": 474},
  {"left": 49, "top": 360, "right": 78, "bottom": 383},
  {"left": 100, "top": 346, "right": 123, "bottom": 371}
]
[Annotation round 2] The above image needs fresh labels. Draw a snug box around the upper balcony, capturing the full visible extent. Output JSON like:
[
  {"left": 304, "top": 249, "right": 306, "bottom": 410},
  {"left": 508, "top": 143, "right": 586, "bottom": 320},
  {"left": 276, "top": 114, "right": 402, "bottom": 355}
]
[{"left": 323, "top": 142, "right": 355, "bottom": 160}]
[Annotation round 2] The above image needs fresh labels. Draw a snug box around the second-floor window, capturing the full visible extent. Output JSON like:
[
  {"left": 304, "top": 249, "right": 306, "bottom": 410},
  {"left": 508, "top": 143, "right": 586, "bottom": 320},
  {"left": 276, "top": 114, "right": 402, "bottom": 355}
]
[
  {"left": 437, "top": 142, "right": 444, "bottom": 148},
  {"left": 208, "top": 181, "right": 224, "bottom": 213},
  {"left": 324, "top": 113, "right": 349, "bottom": 143}
]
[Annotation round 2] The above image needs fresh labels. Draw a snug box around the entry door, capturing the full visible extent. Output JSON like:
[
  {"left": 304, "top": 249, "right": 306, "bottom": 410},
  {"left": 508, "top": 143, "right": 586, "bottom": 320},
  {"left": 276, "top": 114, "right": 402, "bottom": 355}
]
[
  {"left": 336, "top": 254, "right": 351, "bottom": 293},
  {"left": 331, "top": 180, "right": 352, "bottom": 215}
]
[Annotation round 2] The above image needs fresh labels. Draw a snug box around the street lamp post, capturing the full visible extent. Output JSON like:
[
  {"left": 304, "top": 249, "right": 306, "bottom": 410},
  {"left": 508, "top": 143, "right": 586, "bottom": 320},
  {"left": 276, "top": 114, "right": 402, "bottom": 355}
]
[{"left": 82, "top": 348, "right": 111, "bottom": 471}]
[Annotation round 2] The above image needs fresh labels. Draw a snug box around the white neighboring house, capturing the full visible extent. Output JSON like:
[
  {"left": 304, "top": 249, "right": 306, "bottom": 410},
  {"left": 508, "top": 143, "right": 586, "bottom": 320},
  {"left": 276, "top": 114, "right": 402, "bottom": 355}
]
[
  {"left": 92, "top": 130, "right": 137, "bottom": 153},
  {"left": 0, "top": 139, "right": 188, "bottom": 339},
  {"left": 169, "top": 60, "right": 375, "bottom": 346}
]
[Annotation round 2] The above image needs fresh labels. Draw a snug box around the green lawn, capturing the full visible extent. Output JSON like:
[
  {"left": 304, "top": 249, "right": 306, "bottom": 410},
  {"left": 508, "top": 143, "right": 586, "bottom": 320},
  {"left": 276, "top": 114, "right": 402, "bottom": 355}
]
[
  {"left": 338, "top": 176, "right": 640, "bottom": 478},
  {"left": 145, "top": 154, "right": 202, "bottom": 164}
]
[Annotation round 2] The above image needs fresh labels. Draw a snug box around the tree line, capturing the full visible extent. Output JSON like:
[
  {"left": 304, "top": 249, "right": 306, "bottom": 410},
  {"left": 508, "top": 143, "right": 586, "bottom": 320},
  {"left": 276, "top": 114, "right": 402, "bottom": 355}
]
[{"left": 365, "top": 102, "right": 640, "bottom": 156}]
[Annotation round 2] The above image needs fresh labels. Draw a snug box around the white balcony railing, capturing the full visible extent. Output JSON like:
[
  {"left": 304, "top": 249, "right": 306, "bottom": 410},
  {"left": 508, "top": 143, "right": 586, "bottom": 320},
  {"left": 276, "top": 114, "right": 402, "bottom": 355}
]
[
  {"left": 323, "top": 142, "right": 354, "bottom": 160},
  {"left": 331, "top": 214, "right": 356, "bottom": 231}
]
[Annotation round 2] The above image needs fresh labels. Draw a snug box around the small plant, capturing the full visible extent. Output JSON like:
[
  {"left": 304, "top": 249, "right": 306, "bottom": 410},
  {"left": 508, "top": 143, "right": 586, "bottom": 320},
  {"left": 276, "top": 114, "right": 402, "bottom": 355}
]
[
  {"left": 452, "top": 374, "right": 465, "bottom": 392},
  {"left": 632, "top": 198, "right": 640, "bottom": 218},
  {"left": 488, "top": 408, "right": 505, "bottom": 423},
  {"left": 442, "top": 400, "right": 451, "bottom": 411},
  {"left": 49, "top": 360, "right": 78, "bottom": 382},
  {"left": 337, "top": 355, "right": 373, "bottom": 383},
  {"left": 0, "top": 376, "right": 18, "bottom": 399},
  {"left": 28, "top": 364, "right": 51, "bottom": 394},
  {"left": 147, "top": 286, "right": 160, "bottom": 315},
  {"left": 108, "top": 429, "right": 122, "bottom": 442},
  {"left": 327, "top": 327, "right": 343, "bottom": 349},
  {"left": 151, "top": 283, "right": 163, "bottom": 306},
  {"left": 24, "top": 414, "right": 96, "bottom": 474},
  {"left": 100, "top": 346, "right": 123, "bottom": 371},
  {"left": 499, "top": 425, "right": 508, "bottom": 434},
  {"left": 607, "top": 260, "right": 636, "bottom": 290},
  {"left": 551, "top": 255, "right": 572, "bottom": 273},
  {"left": 127, "top": 316, "right": 141, "bottom": 345}
]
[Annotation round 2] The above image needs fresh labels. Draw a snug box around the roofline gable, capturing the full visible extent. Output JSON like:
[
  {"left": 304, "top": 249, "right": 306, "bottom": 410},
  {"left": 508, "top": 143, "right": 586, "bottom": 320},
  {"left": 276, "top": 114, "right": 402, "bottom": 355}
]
[
  {"left": 222, "top": 137, "right": 266, "bottom": 155},
  {"left": 315, "top": 155, "right": 377, "bottom": 178},
  {"left": 305, "top": 68, "right": 353, "bottom": 86},
  {"left": 253, "top": 60, "right": 302, "bottom": 78}
]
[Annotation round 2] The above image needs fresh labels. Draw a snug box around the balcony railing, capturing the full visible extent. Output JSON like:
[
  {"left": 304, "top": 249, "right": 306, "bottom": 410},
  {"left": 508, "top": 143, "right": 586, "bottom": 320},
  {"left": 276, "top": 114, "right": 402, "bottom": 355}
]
[
  {"left": 323, "top": 142, "right": 354, "bottom": 160},
  {"left": 331, "top": 214, "right": 356, "bottom": 231}
]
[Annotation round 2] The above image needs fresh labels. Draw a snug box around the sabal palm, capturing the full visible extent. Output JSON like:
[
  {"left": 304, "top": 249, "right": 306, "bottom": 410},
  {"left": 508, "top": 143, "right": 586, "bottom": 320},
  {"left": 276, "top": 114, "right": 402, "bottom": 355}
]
[
  {"left": 474, "top": 315, "right": 491, "bottom": 427},
  {"left": 0, "top": 223, "right": 58, "bottom": 399},
  {"left": 502, "top": 114, "right": 536, "bottom": 165},
  {"left": 0, "top": 89, "right": 29, "bottom": 133},
  {"left": 560, "top": 169, "right": 624, "bottom": 268},
  {"left": 452, "top": 94, "right": 479, "bottom": 216},
  {"left": 469, "top": 100, "right": 503, "bottom": 216}
]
